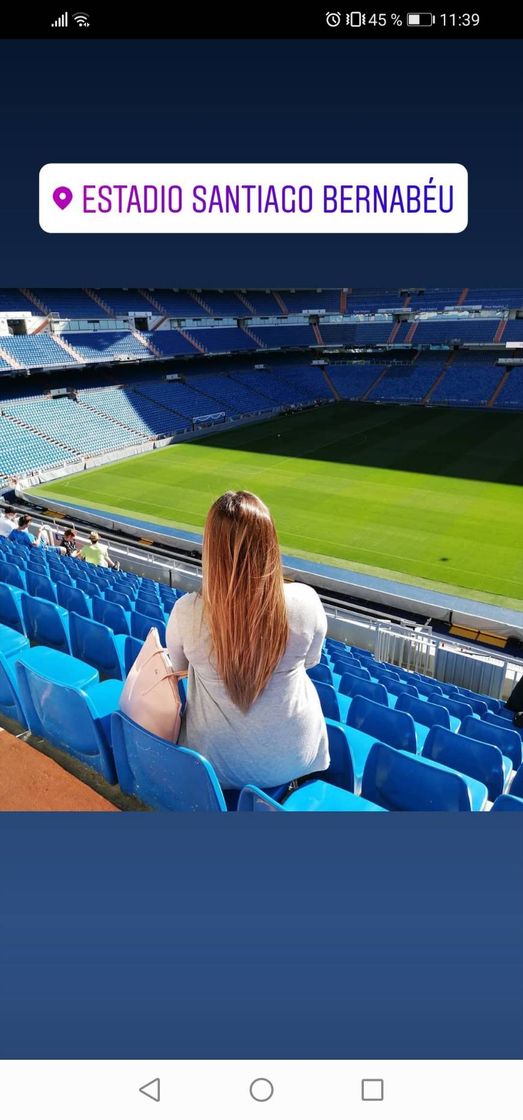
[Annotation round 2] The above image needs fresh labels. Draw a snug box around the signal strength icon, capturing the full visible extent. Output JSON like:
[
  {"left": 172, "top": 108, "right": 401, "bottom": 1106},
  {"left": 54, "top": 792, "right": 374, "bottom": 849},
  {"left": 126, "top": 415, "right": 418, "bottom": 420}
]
[
  {"left": 51, "top": 11, "right": 68, "bottom": 26},
  {"left": 73, "top": 12, "right": 90, "bottom": 26}
]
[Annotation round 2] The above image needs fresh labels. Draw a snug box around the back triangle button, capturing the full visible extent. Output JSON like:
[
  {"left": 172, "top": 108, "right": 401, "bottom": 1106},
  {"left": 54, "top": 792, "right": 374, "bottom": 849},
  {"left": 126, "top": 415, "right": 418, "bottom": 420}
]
[{"left": 139, "top": 1078, "right": 160, "bottom": 1102}]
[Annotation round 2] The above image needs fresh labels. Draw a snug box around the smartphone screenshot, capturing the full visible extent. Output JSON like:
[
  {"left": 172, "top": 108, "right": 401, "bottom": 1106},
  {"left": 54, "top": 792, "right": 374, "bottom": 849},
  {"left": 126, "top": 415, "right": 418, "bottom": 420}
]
[{"left": 0, "top": 6, "right": 522, "bottom": 1116}]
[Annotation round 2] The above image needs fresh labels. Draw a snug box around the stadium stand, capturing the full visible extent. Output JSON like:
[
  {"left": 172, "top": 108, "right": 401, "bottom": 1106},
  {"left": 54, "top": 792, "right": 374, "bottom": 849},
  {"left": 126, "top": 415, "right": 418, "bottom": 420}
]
[
  {"left": 321, "top": 322, "right": 394, "bottom": 345},
  {"left": 0, "top": 335, "right": 76, "bottom": 368},
  {"left": 30, "top": 289, "right": 108, "bottom": 318},
  {"left": 501, "top": 319, "right": 523, "bottom": 342},
  {"left": 282, "top": 290, "right": 341, "bottom": 313},
  {"left": 197, "top": 291, "right": 250, "bottom": 317},
  {"left": 0, "top": 535, "right": 520, "bottom": 812},
  {"left": 63, "top": 332, "right": 149, "bottom": 361},
  {"left": 90, "top": 290, "right": 160, "bottom": 316},
  {"left": 326, "top": 363, "right": 386, "bottom": 399},
  {"left": 0, "top": 290, "right": 45, "bottom": 315},
  {"left": 144, "top": 290, "right": 208, "bottom": 317},
  {"left": 413, "top": 318, "right": 499, "bottom": 344},
  {"left": 494, "top": 368, "right": 523, "bottom": 409},
  {"left": 244, "top": 291, "right": 284, "bottom": 316},
  {"left": 0, "top": 415, "right": 69, "bottom": 476},
  {"left": 183, "top": 327, "right": 260, "bottom": 353},
  {"left": 252, "top": 324, "right": 316, "bottom": 348},
  {"left": 367, "top": 354, "right": 446, "bottom": 403},
  {"left": 144, "top": 331, "right": 201, "bottom": 357},
  {"left": 430, "top": 358, "right": 503, "bottom": 406},
  {"left": 184, "top": 372, "right": 281, "bottom": 415}
]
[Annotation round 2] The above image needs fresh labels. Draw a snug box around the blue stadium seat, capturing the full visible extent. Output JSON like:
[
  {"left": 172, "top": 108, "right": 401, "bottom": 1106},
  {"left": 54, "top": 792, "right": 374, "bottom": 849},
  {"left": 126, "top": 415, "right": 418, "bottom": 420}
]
[
  {"left": 25, "top": 570, "right": 58, "bottom": 604},
  {"left": 15, "top": 647, "right": 119, "bottom": 782},
  {"left": 361, "top": 742, "right": 488, "bottom": 811},
  {"left": 460, "top": 715, "right": 522, "bottom": 770},
  {"left": 491, "top": 794, "right": 523, "bottom": 812},
  {"left": 0, "top": 583, "right": 26, "bottom": 633},
  {"left": 422, "top": 724, "right": 511, "bottom": 802},
  {"left": 55, "top": 582, "right": 93, "bottom": 619},
  {"left": 105, "top": 589, "right": 134, "bottom": 611},
  {"left": 135, "top": 599, "right": 165, "bottom": 622},
  {"left": 237, "top": 782, "right": 386, "bottom": 812},
  {"left": 69, "top": 612, "right": 127, "bottom": 679},
  {"left": 0, "top": 559, "right": 26, "bottom": 589},
  {"left": 0, "top": 622, "right": 29, "bottom": 659},
  {"left": 20, "top": 594, "right": 70, "bottom": 653},
  {"left": 92, "top": 597, "right": 131, "bottom": 636},
  {"left": 120, "top": 635, "right": 143, "bottom": 676},
  {"left": 307, "top": 664, "right": 333, "bottom": 684},
  {"left": 130, "top": 611, "right": 167, "bottom": 646},
  {"left": 385, "top": 681, "right": 419, "bottom": 705},
  {"left": 0, "top": 627, "right": 31, "bottom": 724},
  {"left": 111, "top": 711, "right": 227, "bottom": 811},
  {"left": 338, "top": 673, "right": 388, "bottom": 705},
  {"left": 347, "top": 695, "right": 417, "bottom": 752},
  {"left": 323, "top": 719, "right": 355, "bottom": 792},
  {"left": 313, "top": 680, "right": 341, "bottom": 721},
  {"left": 429, "top": 693, "right": 474, "bottom": 723},
  {"left": 509, "top": 764, "right": 523, "bottom": 799},
  {"left": 395, "top": 693, "right": 454, "bottom": 747},
  {"left": 333, "top": 660, "right": 371, "bottom": 682}
]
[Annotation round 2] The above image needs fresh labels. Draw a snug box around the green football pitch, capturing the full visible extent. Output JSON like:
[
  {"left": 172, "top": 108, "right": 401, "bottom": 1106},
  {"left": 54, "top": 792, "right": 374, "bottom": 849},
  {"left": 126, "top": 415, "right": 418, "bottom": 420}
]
[{"left": 30, "top": 403, "right": 523, "bottom": 610}]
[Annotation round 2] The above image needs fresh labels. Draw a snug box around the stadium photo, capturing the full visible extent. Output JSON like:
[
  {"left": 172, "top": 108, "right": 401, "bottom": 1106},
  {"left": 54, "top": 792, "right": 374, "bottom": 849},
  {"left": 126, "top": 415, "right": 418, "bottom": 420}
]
[{"left": 0, "top": 285, "right": 522, "bottom": 812}]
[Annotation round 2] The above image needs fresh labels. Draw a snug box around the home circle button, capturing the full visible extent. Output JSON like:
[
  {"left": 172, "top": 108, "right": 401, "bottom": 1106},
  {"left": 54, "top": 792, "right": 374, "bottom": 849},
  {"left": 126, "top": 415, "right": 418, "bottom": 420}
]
[{"left": 249, "top": 1078, "right": 274, "bottom": 1102}]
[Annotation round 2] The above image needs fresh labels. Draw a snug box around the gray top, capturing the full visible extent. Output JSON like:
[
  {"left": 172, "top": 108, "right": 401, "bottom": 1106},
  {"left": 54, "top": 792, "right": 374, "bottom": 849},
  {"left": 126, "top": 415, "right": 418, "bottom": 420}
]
[{"left": 166, "top": 582, "right": 330, "bottom": 790}]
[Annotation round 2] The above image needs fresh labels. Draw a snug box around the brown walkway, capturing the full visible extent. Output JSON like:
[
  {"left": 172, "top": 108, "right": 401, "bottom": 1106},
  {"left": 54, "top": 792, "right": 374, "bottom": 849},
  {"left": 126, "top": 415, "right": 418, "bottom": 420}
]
[{"left": 0, "top": 729, "right": 119, "bottom": 811}]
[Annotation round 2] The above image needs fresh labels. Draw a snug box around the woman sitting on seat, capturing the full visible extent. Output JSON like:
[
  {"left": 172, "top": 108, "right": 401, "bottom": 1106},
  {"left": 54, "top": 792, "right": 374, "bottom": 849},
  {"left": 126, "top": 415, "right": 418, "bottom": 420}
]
[{"left": 166, "top": 490, "right": 329, "bottom": 790}]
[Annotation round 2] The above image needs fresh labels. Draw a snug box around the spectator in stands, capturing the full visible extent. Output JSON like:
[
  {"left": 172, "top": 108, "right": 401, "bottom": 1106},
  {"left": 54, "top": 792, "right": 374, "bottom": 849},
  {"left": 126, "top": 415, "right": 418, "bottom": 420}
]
[
  {"left": 79, "top": 530, "right": 119, "bottom": 569},
  {"left": 9, "top": 514, "right": 45, "bottom": 550},
  {"left": 166, "top": 490, "right": 329, "bottom": 790},
  {"left": 0, "top": 506, "right": 17, "bottom": 538},
  {"left": 58, "top": 527, "right": 79, "bottom": 557}
]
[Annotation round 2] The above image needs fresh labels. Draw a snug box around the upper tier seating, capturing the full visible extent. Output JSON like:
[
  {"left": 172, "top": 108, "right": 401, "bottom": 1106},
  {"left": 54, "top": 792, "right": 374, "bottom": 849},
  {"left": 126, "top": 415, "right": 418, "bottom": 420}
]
[
  {"left": 321, "top": 322, "right": 394, "bottom": 345},
  {"left": 63, "top": 332, "right": 149, "bottom": 361},
  {"left": 282, "top": 291, "right": 341, "bottom": 313},
  {"left": 197, "top": 291, "right": 250, "bottom": 317},
  {"left": 0, "top": 335, "right": 76, "bottom": 368},
  {"left": 251, "top": 325, "right": 316, "bottom": 348},
  {"left": 31, "top": 290, "right": 107, "bottom": 318},
  {"left": 244, "top": 291, "right": 283, "bottom": 315},
  {"left": 0, "top": 290, "right": 47, "bottom": 315},
  {"left": 91, "top": 290, "right": 161, "bottom": 316},
  {"left": 145, "top": 291, "right": 209, "bottom": 317},
  {"left": 145, "top": 331, "right": 201, "bottom": 357},
  {"left": 185, "top": 327, "right": 259, "bottom": 353},
  {"left": 413, "top": 318, "right": 499, "bottom": 344},
  {"left": 501, "top": 320, "right": 523, "bottom": 342}
]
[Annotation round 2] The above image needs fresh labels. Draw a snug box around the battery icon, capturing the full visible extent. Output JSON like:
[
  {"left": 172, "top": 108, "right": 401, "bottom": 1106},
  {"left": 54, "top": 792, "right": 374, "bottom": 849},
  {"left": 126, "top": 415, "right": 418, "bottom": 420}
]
[{"left": 407, "top": 12, "right": 434, "bottom": 26}]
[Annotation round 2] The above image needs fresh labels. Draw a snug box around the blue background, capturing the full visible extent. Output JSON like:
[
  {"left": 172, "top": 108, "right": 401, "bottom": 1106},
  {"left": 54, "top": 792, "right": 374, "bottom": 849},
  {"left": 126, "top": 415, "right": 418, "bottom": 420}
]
[
  {"left": 0, "top": 39, "right": 522, "bottom": 285},
  {"left": 0, "top": 37, "right": 522, "bottom": 1059}
]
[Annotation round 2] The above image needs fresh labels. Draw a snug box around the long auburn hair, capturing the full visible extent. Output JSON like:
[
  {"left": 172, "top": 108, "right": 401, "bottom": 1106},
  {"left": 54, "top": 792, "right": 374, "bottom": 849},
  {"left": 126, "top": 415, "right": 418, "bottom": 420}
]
[{"left": 202, "top": 491, "right": 289, "bottom": 711}]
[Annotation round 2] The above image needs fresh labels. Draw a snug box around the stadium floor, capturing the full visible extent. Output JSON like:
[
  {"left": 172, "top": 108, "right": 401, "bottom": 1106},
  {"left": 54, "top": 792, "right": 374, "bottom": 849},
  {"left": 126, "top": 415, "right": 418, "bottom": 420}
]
[{"left": 31, "top": 403, "right": 523, "bottom": 610}]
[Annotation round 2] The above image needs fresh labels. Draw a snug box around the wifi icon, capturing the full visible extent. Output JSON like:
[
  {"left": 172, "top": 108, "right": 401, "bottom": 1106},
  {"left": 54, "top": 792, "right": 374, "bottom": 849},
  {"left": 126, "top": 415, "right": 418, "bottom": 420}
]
[{"left": 73, "top": 11, "right": 90, "bottom": 25}]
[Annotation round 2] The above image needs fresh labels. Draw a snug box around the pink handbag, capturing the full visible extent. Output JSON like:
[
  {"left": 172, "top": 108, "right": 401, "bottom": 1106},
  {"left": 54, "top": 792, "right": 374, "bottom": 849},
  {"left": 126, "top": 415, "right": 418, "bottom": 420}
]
[{"left": 119, "top": 627, "right": 183, "bottom": 742}]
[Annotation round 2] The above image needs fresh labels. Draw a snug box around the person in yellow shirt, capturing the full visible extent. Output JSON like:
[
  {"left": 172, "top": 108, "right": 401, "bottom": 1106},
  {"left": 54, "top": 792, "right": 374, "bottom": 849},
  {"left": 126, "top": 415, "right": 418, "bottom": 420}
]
[{"left": 79, "top": 531, "right": 119, "bottom": 569}]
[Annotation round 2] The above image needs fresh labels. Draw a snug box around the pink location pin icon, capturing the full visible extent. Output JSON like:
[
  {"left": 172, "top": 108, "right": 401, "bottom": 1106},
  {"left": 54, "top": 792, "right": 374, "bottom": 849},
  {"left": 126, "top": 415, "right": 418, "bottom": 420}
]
[{"left": 53, "top": 186, "right": 73, "bottom": 210}]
